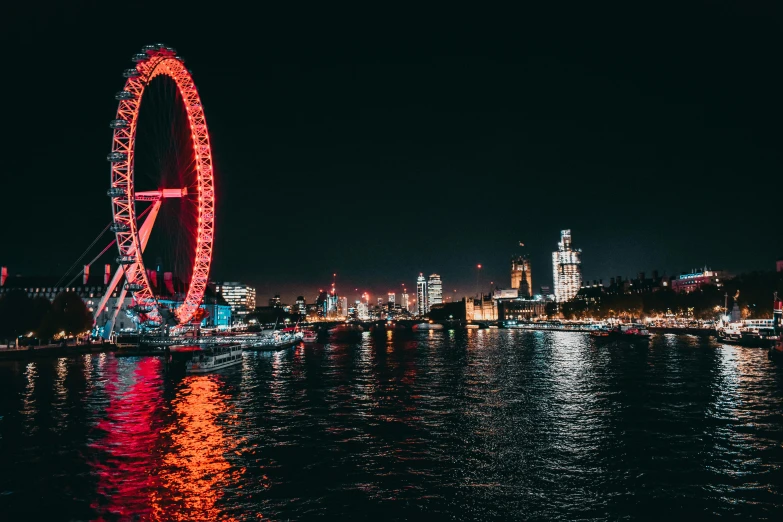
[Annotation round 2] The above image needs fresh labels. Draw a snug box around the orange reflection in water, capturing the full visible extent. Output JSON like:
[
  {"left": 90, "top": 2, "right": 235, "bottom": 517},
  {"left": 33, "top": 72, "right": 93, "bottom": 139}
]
[{"left": 151, "top": 376, "right": 244, "bottom": 521}]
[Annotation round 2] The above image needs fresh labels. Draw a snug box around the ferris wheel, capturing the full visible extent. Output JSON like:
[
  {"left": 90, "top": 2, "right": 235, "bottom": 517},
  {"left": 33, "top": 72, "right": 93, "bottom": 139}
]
[{"left": 99, "top": 43, "right": 215, "bottom": 331}]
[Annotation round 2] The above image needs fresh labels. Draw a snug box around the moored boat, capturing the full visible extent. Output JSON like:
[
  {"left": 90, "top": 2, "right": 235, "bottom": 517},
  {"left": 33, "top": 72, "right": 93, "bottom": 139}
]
[
  {"left": 590, "top": 323, "right": 651, "bottom": 343},
  {"left": 412, "top": 322, "right": 444, "bottom": 331},
  {"left": 717, "top": 324, "right": 743, "bottom": 344},
  {"left": 769, "top": 296, "right": 783, "bottom": 360},
  {"left": 248, "top": 330, "right": 300, "bottom": 351},
  {"left": 184, "top": 344, "right": 243, "bottom": 374},
  {"left": 302, "top": 328, "right": 318, "bottom": 343}
]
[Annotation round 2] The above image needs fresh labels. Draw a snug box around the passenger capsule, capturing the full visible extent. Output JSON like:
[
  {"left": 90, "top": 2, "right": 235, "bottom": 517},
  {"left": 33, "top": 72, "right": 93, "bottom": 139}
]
[
  {"left": 107, "top": 187, "right": 126, "bottom": 197},
  {"left": 107, "top": 152, "right": 127, "bottom": 162},
  {"left": 122, "top": 68, "right": 141, "bottom": 78},
  {"left": 109, "top": 223, "right": 129, "bottom": 233},
  {"left": 115, "top": 90, "right": 135, "bottom": 100},
  {"left": 124, "top": 283, "right": 143, "bottom": 292},
  {"left": 116, "top": 256, "right": 135, "bottom": 265},
  {"left": 142, "top": 44, "right": 158, "bottom": 52},
  {"left": 132, "top": 53, "right": 149, "bottom": 63},
  {"left": 132, "top": 304, "right": 154, "bottom": 314},
  {"left": 109, "top": 119, "right": 129, "bottom": 129}
]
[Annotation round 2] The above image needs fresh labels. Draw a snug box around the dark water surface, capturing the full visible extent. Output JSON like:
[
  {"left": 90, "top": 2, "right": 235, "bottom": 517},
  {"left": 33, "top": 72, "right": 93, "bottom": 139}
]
[{"left": 1, "top": 330, "right": 782, "bottom": 520}]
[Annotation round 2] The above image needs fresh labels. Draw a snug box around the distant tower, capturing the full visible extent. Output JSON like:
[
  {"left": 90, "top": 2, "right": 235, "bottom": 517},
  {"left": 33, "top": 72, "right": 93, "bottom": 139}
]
[
  {"left": 400, "top": 291, "right": 409, "bottom": 312},
  {"left": 427, "top": 274, "right": 443, "bottom": 311},
  {"left": 416, "top": 273, "right": 428, "bottom": 316},
  {"left": 511, "top": 254, "right": 532, "bottom": 298},
  {"left": 388, "top": 292, "right": 395, "bottom": 307},
  {"left": 552, "top": 229, "right": 582, "bottom": 302}
]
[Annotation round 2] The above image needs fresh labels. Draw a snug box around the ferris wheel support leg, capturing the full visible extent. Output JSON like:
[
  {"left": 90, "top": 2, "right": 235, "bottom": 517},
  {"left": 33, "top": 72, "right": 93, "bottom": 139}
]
[
  {"left": 94, "top": 266, "right": 126, "bottom": 337},
  {"left": 106, "top": 286, "right": 128, "bottom": 338},
  {"left": 93, "top": 200, "right": 163, "bottom": 338}
]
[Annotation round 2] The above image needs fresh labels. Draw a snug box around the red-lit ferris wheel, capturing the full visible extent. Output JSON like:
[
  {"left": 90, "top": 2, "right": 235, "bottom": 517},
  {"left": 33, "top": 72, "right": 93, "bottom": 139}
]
[{"left": 103, "top": 43, "right": 215, "bottom": 329}]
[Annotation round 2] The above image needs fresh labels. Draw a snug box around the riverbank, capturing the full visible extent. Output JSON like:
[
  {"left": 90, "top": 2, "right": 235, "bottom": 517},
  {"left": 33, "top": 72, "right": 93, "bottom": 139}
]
[{"left": 0, "top": 342, "right": 113, "bottom": 361}]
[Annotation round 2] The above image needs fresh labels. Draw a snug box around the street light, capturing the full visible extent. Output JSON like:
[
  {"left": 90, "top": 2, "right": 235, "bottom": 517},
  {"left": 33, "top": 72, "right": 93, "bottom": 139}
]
[{"left": 476, "top": 264, "right": 482, "bottom": 297}]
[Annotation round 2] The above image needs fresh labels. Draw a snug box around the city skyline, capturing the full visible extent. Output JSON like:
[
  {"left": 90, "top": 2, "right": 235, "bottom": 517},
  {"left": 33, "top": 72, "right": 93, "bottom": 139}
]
[{"left": 2, "top": 4, "right": 781, "bottom": 308}]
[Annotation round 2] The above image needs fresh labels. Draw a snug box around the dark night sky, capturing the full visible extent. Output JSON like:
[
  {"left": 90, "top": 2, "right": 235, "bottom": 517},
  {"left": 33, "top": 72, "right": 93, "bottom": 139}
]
[{"left": 2, "top": 2, "right": 781, "bottom": 304}]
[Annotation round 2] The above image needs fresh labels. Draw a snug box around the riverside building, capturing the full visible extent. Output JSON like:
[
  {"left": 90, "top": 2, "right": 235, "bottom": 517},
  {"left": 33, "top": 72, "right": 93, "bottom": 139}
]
[
  {"left": 511, "top": 254, "right": 532, "bottom": 297},
  {"left": 671, "top": 268, "right": 725, "bottom": 294},
  {"left": 215, "top": 282, "right": 256, "bottom": 323},
  {"left": 552, "top": 229, "right": 582, "bottom": 302}
]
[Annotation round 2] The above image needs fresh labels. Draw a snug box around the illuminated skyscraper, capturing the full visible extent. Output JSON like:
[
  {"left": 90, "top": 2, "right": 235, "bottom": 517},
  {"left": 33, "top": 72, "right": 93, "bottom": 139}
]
[
  {"left": 338, "top": 296, "right": 348, "bottom": 318},
  {"left": 388, "top": 292, "right": 395, "bottom": 307},
  {"left": 215, "top": 282, "right": 256, "bottom": 323},
  {"left": 511, "top": 254, "right": 532, "bottom": 297},
  {"left": 400, "top": 292, "right": 409, "bottom": 312},
  {"left": 416, "top": 273, "right": 427, "bottom": 316},
  {"left": 427, "top": 274, "right": 443, "bottom": 311},
  {"left": 357, "top": 300, "right": 369, "bottom": 320},
  {"left": 295, "top": 296, "right": 306, "bottom": 316},
  {"left": 552, "top": 229, "right": 582, "bottom": 302}
]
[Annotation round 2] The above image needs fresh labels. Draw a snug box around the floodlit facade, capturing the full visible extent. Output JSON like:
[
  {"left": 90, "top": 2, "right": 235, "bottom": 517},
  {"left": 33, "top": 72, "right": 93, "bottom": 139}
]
[
  {"left": 466, "top": 295, "right": 497, "bottom": 321},
  {"left": 214, "top": 282, "right": 256, "bottom": 322},
  {"left": 416, "top": 273, "right": 428, "bottom": 316},
  {"left": 511, "top": 254, "right": 532, "bottom": 297},
  {"left": 552, "top": 230, "right": 582, "bottom": 302},
  {"left": 427, "top": 274, "right": 443, "bottom": 311},
  {"left": 671, "top": 268, "right": 725, "bottom": 294}
]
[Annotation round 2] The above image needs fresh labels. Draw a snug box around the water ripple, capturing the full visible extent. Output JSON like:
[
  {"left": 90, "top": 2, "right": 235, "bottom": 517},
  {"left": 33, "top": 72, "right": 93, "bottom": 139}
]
[{"left": 0, "top": 331, "right": 782, "bottom": 519}]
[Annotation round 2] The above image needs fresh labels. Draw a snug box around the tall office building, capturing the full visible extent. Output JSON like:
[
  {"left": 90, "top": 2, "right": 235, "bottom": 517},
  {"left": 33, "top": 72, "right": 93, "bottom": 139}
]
[
  {"left": 215, "top": 282, "right": 256, "bottom": 323},
  {"left": 552, "top": 229, "right": 582, "bottom": 302},
  {"left": 388, "top": 292, "right": 395, "bottom": 307},
  {"left": 416, "top": 273, "right": 428, "bottom": 316},
  {"left": 427, "top": 274, "right": 443, "bottom": 311},
  {"left": 400, "top": 292, "right": 409, "bottom": 313},
  {"left": 357, "top": 300, "right": 369, "bottom": 320},
  {"left": 511, "top": 254, "right": 532, "bottom": 298},
  {"left": 295, "top": 296, "right": 306, "bottom": 316}
]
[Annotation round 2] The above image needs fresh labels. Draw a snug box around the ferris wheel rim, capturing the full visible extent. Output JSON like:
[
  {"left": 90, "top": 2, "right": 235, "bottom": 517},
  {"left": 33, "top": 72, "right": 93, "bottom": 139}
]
[{"left": 107, "top": 44, "right": 215, "bottom": 327}]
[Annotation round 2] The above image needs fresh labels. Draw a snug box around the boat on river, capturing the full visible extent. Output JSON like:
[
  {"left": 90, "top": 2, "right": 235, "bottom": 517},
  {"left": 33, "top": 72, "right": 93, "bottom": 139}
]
[
  {"left": 184, "top": 344, "right": 243, "bottom": 374},
  {"left": 302, "top": 328, "right": 318, "bottom": 343},
  {"left": 590, "top": 323, "right": 651, "bottom": 343},
  {"left": 412, "top": 322, "right": 444, "bottom": 331},
  {"left": 769, "top": 296, "right": 783, "bottom": 360},
  {"left": 248, "top": 329, "right": 301, "bottom": 351}
]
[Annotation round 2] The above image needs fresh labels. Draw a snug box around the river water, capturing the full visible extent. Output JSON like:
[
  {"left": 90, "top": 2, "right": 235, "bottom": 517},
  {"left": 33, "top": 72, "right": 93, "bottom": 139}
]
[{"left": 1, "top": 330, "right": 782, "bottom": 520}]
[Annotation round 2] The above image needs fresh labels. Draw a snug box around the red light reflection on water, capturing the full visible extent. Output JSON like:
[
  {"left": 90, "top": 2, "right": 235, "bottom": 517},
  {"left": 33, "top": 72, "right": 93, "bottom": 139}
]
[
  {"left": 89, "top": 360, "right": 246, "bottom": 521},
  {"left": 90, "top": 357, "right": 164, "bottom": 521}
]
